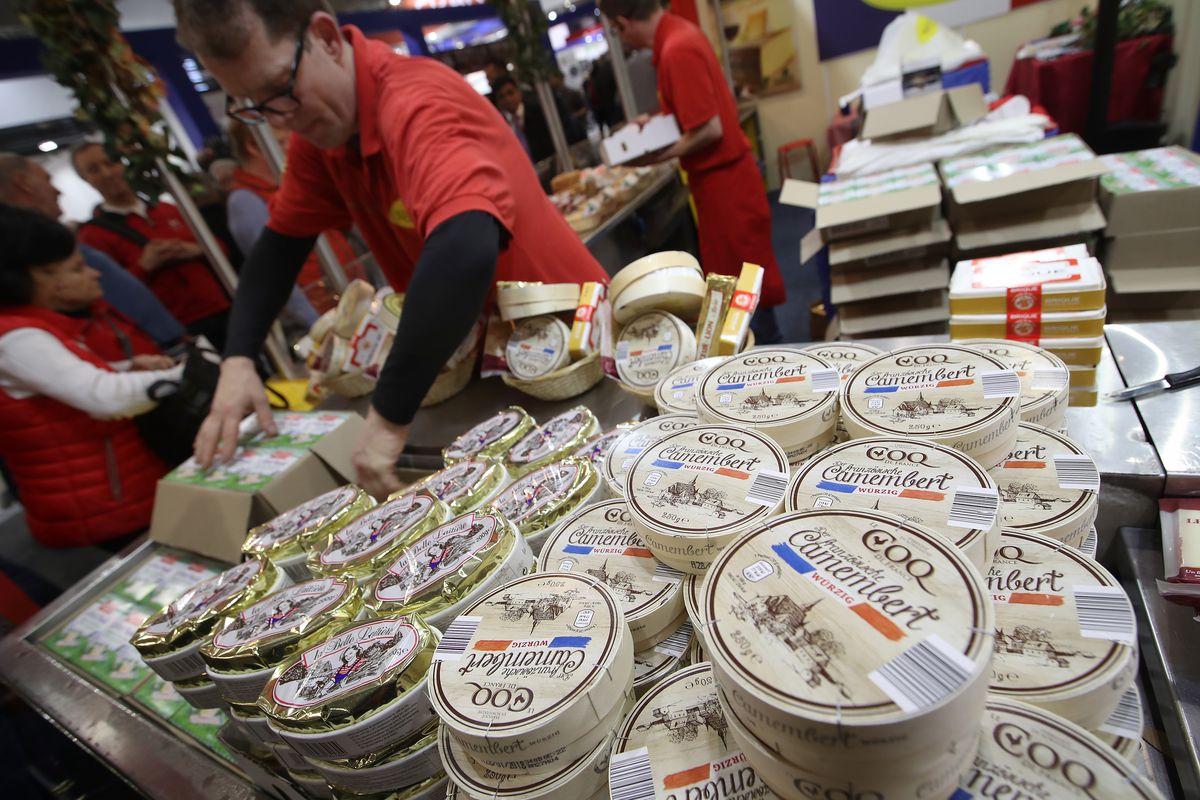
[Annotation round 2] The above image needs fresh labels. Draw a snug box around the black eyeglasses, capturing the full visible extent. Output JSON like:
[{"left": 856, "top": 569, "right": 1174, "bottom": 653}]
[{"left": 225, "top": 24, "right": 308, "bottom": 124}]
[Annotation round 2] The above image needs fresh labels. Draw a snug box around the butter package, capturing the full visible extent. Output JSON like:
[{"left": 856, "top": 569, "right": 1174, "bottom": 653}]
[
  {"left": 201, "top": 576, "right": 360, "bottom": 705},
  {"left": 309, "top": 493, "right": 452, "bottom": 578},
  {"left": 715, "top": 263, "right": 763, "bottom": 356},
  {"left": 568, "top": 282, "right": 606, "bottom": 360},
  {"left": 950, "top": 306, "right": 1108, "bottom": 341},
  {"left": 407, "top": 460, "right": 510, "bottom": 515},
  {"left": 242, "top": 485, "right": 376, "bottom": 582},
  {"left": 131, "top": 558, "right": 289, "bottom": 682},
  {"left": 694, "top": 273, "right": 736, "bottom": 358},
  {"left": 486, "top": 458, "right": 601, "bottom": 554},
  {"left": 365, "top": 511, "right": 535, "bottom": 631},
  {"left": 444, "top": 407, "right": 535, "bottom": 466},
  {"left": 261, "top": 614, "right": 438, "bottom": 760},
  {"left": 503, "top": 407, "right": 599, "bottom": 478}
]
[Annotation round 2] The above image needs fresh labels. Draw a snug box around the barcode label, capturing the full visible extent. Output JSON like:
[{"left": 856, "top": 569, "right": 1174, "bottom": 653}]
[
  {"left": 652, "top": 561, "right": 684, "bottom": 584},
  {"left": 810, "top": 368, "right": 842, "bottom": 393},
  {"left": 1055, "top": 454, "right": 1100, "bottom": 491},
  {"left": 433, "top": 615, "right": 482, "bottom": 661},
  {"left": 655, "top": 621, "right": 694, "bottom": 659},
  {"left": 1099, "top": 686, "right": 1142, "bottom": 740},
  {"left": 869, "top": 634, "right": 976, "bottom": 713},
  {"left": 288, "top": 738, "right": 347, "bottom": 759},
  {"left": 947, "top": 487, "right": 999, "bottom": 530},
  {"left": 981, "top": 370, "right": 1022, "bottom": 399},
  {"left": 1032, "top": 368, "right": 1070, "bottom": 391},
  {"left": 1080, "top": 528, "right": 1098, "bottom": 559},
  {"left": 1074, "top": 586, "right": 1136, "bottom": 644},
  {"left": 745, "top": 470, "right": 789, "bottom": 508},
  {"left": 609, "top": 747, "right": 655, "bottom": 800},
  {"left": 616, "top": 342, "right": 630, "bottom": 362}
]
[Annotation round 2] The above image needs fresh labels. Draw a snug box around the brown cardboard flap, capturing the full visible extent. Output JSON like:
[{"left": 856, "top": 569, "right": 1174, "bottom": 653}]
[
  {"left": 949, "top": 158, "right": 1108, "bottom": 205},
  {"left": 817, "top": 182, "right": 942, "bottom": 229},
  {"left": 831, "top": 259, "right": 949, "bottom": 304},
  {"left": 1105, "top": 227, "right": 1200, "bottom": 270},
  {"left": 258, "top": 454, "right": 342, "bottom": 518},
  {"left": 947, "top": 178, "right": 1097, "bottom": 225},
  {"left": 149, "top": 482, "right": 258, "bottom": 563},
  {"left": 861, "top": 92, "right": 944, "bottom": 140},
  {"left": 780, "top": 179, "right": 819, "bottom": 209},
  {"left": 1109, "top": 265, "right": 1200, "bottom": 294},
  {"left": 953, "top": 201, "right": 1106, "bottom": 252},
  {"left": 308, "top": 412, "right": 364, "bottom": 482},
  {"left": 837, "top": 288, "right": 949, "bottom": 335},
  {"left": 945, "top": 85, "right": 987, "bottom": 127},
  {"left": 829, "top": 217, "right": 952, "bottom": 267}
]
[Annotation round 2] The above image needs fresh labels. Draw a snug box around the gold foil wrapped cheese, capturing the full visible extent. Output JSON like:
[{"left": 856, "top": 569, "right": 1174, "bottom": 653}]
[
  {"left": 243, "top": 485, "right": 375, "bottom": 580},
  {"left": 307, "top": 721, "right": 442, "bottom": 795},
  {"left": 407, "top": 460, "right": 510, "bottom": 515},
  {"left": 309, "top": 492, "right": 452, "bottom": 578},
  {"left": 444, "top": 407, "right": 535, "bottom": 466},
  {"left": 504, "top": 407, "right": 599, "bottom": 478},
  {"left": 485, "top": 457, "right": 601, "bottom": 554}
]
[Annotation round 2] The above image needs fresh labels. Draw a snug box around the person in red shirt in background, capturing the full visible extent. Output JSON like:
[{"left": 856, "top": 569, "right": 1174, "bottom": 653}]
[
  {"left": 600, "top": 0, "right": 785, "bottom": 343},
  {"left": 73, "top": 143, "right": 232, "bottom": 351},
  {"left": 173, "top": 0, "right": 608, "bottom": 498}
]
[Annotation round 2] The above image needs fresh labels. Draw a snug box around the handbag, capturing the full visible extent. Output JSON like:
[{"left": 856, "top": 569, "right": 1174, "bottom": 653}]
[{"left": 136, "top": 340, "right": 223, "bottom": 466}]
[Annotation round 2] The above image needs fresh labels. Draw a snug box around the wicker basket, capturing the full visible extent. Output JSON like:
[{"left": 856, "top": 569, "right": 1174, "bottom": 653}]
[
  {"left": 421, "top": 352, "right": 476, "bottom": 407},
  {"left": 502, "top": 353, "right": 603, "bottom": 401}
]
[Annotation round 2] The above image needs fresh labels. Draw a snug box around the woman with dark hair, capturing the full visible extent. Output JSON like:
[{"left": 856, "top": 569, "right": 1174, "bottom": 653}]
[{"left": 0, "top": 204, "right": 182, "bottom": 548}]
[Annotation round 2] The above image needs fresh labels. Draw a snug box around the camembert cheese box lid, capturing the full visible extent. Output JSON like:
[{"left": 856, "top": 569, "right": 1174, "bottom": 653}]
[
  {"left": 486, "top": 458, "right": 599, "bottom": 541},
  {"left": 655, "top": 357, "right": 726, "bottom": 415},
  {"left": 704, "top": 508, "right": 993, "bottom": 761},
  {"left": 616, "top": 311, "right": 698, "bottom": 391},
  {"left": 840, "top": 344, "right": 1020, "bottom": 464},
  {"left": 243, "top": 485, "right": 375, "bottom": 563},
  {"left": 444, "top": 407, "right": 535, "bottom": 465},
  {"left": 309, "top": 493, "right": 452, "bottom": 577},
  {"left": 538, "top": 499, "right": 684, "bottom": 648},
  {"left": 988, "top": 529, "right": 1137, "bottom": 730},
  {"left": 610, "top": 251, "right": 702, "bottom": 302},
  {"left": 786, "top": 437, "right": 1000, "bottom": 571},
  {"left": 498, "top": 282, "right": 582, "bottom": 306},
  {"left": 506, "top": 316, "right": 572, "bottom": 381},
  {"left": 960, "top": 339, "right": 1070, "bottom": 429},
  {"left": 625, "top": 425, "right": 790, "bottom": 575},
  {"left": 408, "top": 460, "right": 510, "bottom": 515},
  {"left": 603, "top": 414, "right": 700, "bottom": 497},
  {"left": 989, "top": 423, "right": 1099, "bottom": 549},
  {"left": 429, "top": 572, "right": 634, "bottom": 761},
  {"left": 681, "top": 573, "right": 707, "bottom": 647},
  {"left": 960, "top": 699, "right": 1164, "bottom": 800},
  {"left": 504, "top": 407, "right": 599, "bottom": 477},
  {"left": 796, "top": 341, "right": 884, "bottom": 382},
  {"left": 612, "top": 662, "right": 779, "bottom": 800}
]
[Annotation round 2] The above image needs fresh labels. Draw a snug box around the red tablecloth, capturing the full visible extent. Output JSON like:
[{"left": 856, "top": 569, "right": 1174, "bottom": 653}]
[{"left": 1004, "top": 34, "right": 1172, "bottom": 135}]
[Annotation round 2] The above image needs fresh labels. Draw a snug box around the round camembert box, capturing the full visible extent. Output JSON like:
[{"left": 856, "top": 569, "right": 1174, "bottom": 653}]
[
  {"left": 429, "top": 572, "right": 635, "bottom": 765},
  {"left": 959, "top": 699, "right": 1163, "bottom": 800},
  {"left": 786, "top": 437, "right": 1001, "bottom": 571},
  {"left": 486, "top": 458, "right": 599, "bottom": 554},
  {"left": 602, "top": 414, "right": 699, "bottom": 498},
  {"left": 506, "top": 316, "right": 572, "bottom": 380},
  {"left": 610, "top": 251, "right": 703, "bottom": 326},
  {"left": 840, "top": 344, "right": 1021, "bottom": 470},
  {"left": 616, "top": 311, "right": 697, "bottom": 395},
  {"left": 989, "top": 423, "right": 1099, "bottom": 550},
  {"left": 504, "top": 407, "right": 599, "bottom": 478},
  {"left": 655, "top": 357, "right": 726, "bottom": 416},
  {"left": 696, "top": 348, "right": 840, "bottom": 464},
  {"left": 243, "top": 485, "right": 375, "bottom": 581},
  {"left": 631, "top": 615, "right": 693, "bottom": 697},
  {"left": 625, "top": 425, "right": 790, "bottom": 575},
  {"left": 310, "top": 493, "right": 451, "bottom": 577},
  {"left": 408, "top": 460, "right": 510, "bottom": 515},
  {"left": 704, "top": 509, "right": 994, "bottom": 763},
  {"left": 537, "top": 499, "right": 684, "bottom": 649},
  {"left": 962, "top": 338, "right": 1071, "bottom": 430},
  {"left": 988, "top": 529, "right": 1137, "bottom": 730},
  {"left": 444, "top": 407, "right": 535, "bottom": 465},
  {"left": 797, "top": 341, "right": 885, "bottom": 442}
]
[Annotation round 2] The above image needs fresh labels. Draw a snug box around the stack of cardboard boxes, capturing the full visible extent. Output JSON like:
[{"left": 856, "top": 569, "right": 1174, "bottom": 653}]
[{"left": 1099, "top": 146, "right": 1200, "bottom": 319}]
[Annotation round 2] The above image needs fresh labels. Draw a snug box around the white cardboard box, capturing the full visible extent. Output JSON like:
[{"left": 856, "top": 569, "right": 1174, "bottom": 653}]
[{"left": 601, "top": 115, "right": 682, "bottom": 166}]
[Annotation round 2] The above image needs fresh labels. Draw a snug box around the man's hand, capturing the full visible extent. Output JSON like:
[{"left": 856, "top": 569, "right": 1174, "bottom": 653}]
[
  {"left": 351, "top": 408, "right": 410, "bottom": 500},
  {"left": 130, "top": 354, "right": 176, "bottom": 371},
  {"left": 193, "top": 356, "right": 276, "bottom": 468},
  {"left": 139, "top": 239, "right": 204, "bottom": 272},
  {"left": 632, "top": 113, "right": 653, "bottom": 129}
]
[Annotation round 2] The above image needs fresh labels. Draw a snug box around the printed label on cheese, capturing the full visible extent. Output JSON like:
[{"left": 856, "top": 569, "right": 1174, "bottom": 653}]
[
  {"left": 446, "top": 409, "right": 526, "bottom": 462},
  {"left": 143, "top": 560, "right": 265, "bottom": 637},
  {"left": 509, "top": 408, "right": 594, "bottom": 465},
  {"left": 319, "top": 495, "right": 437, "bottom": 568},
  {"left": 656, "top": 357, "right": 726, "bottom": 414},
  {"left": 415, "top": 461, "right": 491, "bottom": 506},
  {"left": 375, "top": 512, "right": 502, "bottom": 606},
  {"left": 271, "top": 618, "right": 421, "bottom": 709},
  {"left": 617, "top": 311, "right": 689, "bottom": 388},
  {"left": 210, "top": 578, "right": 349, "bottom": 651},
  {"left": 705, "top": 510, "right": 991, "bottom": 721},
  {"left": 698, "top": 349, "right": 836, "bottom": 427},
  {"left": 491, "top": 462, "right": 584, "bottom": 527},
  {"left": 991, "top": 425, "right": 1098, "bottom": 539},
  {"left": 246, "top": 486, "right": 360, "bottom": 551},
  {"left": 507, "top": 316, "right": 569, "bottom": 380},
  {"left": 628, "top": 427, "right": 789, "bottom": 536},
  {"left": 606, "top": 415, "right": 700, "bottom": 493}
]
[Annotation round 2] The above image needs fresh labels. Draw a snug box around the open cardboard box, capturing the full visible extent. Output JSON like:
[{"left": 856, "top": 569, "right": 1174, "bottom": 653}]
[
  {"left": 781, "top": 163, "right": 942, "bottom": 243},
  {"left": 829, "top": 217, "right": 952, "bottom": 270},
  {"left": 860, "top": 85, "right": 987, "bottom": 141},
  {"left": 600, "top": 115, "right": 681, "bottom": 166},
  {"left": 837, "top": 287, "right": 949, "bottom": 336},
  {"left": 830, "top": 257, "right": 948, "bottom": 305},
  {"left": 952, "top": 200, "right": 1106, "bottom": 255},
  {"left": 149, "top": 411, "right": 364, "bottom": 563},
  {"left": 1099, "top": 146, "right": 1200, "bottom": 237},
  {"left": 1108, "top": 263, "right": 1200, "bottom": 295},
  {"left": 1105, "top": 227, "right": 1200, "bottom": 272}
]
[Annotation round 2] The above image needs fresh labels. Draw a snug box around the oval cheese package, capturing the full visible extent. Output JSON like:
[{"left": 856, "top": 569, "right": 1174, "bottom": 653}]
[
  {"left": 840, "top": 344, "right": 1021, "bottom": 469},
  {"left": 243, "top": 485, "right": 376, "bottom": 582},
  {"left": 407, "top": 460, "right": 510, "bottom": 515},
  {"left": 704, "top": 509, "right": 993, "bottom": 764},
  {"left": 309, "top": 493, "right": 452, "bottom": 578},
  {"left": 988, "top": 530, "right": 1138, "bottom": 730},
  {"left": 444, "top": 407, "right": 535, "bottom": 466},
  {"left": 989, "top": 422, "right": 1099, "bottom": 549},
  {"left": 260, "top": 614, "right": 438, "bottom": 761},
  {"left": 366, "top": 511, "right": 535, "bottom": 631},
  {"left": 506, "top": 316, "right": 572, "bottom": 380},
  {"left": 131, "top": 558, "right": 289, "bottom": 683},
  {"left": 961, "top": 338, "right": 1071, "bottom": 430},
  {"left": 571, "top": 422, "right": 637, "bottom": 470},
  {"left": 654, "top": 357, "right": 726, "bottom": 415},
  {"left": 625, "top": 425, "right": 790, "bottom": 575},
  {"left": 504, "top": 407, "right": 599, "bottom": 478},
  {"left": 602, "top": 414, "right": 700, "bottom": 497},
  {"left": 610, "top": 251, "right": 703, "bottom": 326},
  {"left": 537, "top": 499, "right": 684, "bottom": 649},
  {"left": 485, "top": 458, "right": 600, "bottom": 554},
  {"left": 681, "top": 573, "right": 708, "bottom": 656},
  {"left": 797, "top": 341, "right": 884, "bottom": 442},
  {"left": 429, "top": 572, "right": 635, "bottom": 767},
  {"left": 616, "top": 310, "right": 698, "bottom": 395},
  {"left": 696, "top": 348, "right": 839, "bottom": 464},
  {"left": 786, "top": 437, "right": 1001, "bottom": 571},
  {"left": 201, "top": 576, "right": 360, "bottom": 705},
  {"left": 959, "top": 699, "right": 1163, "bottom": 800}
]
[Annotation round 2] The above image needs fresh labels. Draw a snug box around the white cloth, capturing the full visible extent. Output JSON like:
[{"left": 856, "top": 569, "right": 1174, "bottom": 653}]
[
  {"left": 0, "top": 328, "right": 182, "bottom": 419},
  {"left": 861, "top": 12, "right": 984, "bottom": 89}
]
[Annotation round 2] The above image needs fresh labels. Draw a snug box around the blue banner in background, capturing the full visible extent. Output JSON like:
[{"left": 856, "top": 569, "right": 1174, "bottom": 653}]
[{"left": 812, "top": 0, "right": 898, "bottom": 61}]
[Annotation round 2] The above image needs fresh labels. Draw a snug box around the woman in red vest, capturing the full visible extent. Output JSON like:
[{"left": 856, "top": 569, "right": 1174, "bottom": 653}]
[{"left": 0, "top": 204, "right": 181, "bottom": 548}]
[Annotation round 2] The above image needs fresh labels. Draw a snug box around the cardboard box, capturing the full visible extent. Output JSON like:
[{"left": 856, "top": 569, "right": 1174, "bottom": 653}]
[
  {"left": 860, "top": 85, "right": 987, "bottom": 141},
  {"left": 781, "top": 163, "right": 942, "bottom": 243},
  {"left": 600, "top": 115, "right": 681, "bottom": 166},
  {"left": 1099, "top": 146, "right": 1200, "bottom": 237},
  {"left": 830, "top": 257, "right": 948, "bottom": 305},
  {"left": 829, "top": 217, "right": 952, "bottom": 270},
  {"left": 953, "top": 232, "right": 1099, "bottom": 262},
  {"left": 1105, "top": 227, "right": 1200, "bottom": 272},
  {"left": 149, "top": 411, "right": 363, "bottom": 563},
  {"left": 837, "top": 288, "right": 949, "bottom": 336},
  {"left": 952, "top": 201, "right": 1106, "bottom": 256},
  {"left": 1108, "top": 263, "right": 1200, "bottom": 295}
]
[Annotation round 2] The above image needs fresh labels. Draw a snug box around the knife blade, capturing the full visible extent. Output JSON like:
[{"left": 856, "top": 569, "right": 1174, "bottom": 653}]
[{"left": 1108, "top": 365, "right": 1200, "bottom": 401}]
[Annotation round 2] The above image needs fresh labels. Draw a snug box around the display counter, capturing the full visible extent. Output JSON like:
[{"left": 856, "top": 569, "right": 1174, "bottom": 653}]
[{"left": 580, "top": 167, "right": 696, "bottom": 274}]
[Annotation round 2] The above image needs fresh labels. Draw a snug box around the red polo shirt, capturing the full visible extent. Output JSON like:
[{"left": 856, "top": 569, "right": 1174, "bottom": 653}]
[
  {"left": 267, "top": 26, "right": 607, "bottom": 292},
  {"left": 652, "top": 12, "right": 749, "bottom": 176}
]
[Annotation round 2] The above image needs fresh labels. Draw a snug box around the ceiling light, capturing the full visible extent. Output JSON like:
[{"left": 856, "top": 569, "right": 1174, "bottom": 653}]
[{"left": 548, "top": 10, "right": 557, "bottom": 20}]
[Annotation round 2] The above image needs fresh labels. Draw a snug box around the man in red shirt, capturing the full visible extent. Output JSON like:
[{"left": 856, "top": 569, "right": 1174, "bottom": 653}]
[
  {"left": 600, "top": 0, "right": 785, "bottom": 341},
  {"left": 73, "top": 143, "right": 231, "bottom": 350},
  {"left": 174, "top": 0, "right": 608, "bottom": 497}
]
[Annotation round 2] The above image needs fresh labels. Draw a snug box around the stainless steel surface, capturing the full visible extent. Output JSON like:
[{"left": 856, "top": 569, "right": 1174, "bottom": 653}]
[
  {"left": 1117, "top": 527, "right": 1200, "bottom": 799},
  {"left": 581, "top": 168, "right": 680, "bottom": 248},
  {"left": 0, "top": 539, "right": 255, "bottom": 800},
  {"left": 1107, "top": 322, "right": 1200, "bottom": 496},
  {"left": 601, "top": 15, "right": 638, "bottom": 124}
]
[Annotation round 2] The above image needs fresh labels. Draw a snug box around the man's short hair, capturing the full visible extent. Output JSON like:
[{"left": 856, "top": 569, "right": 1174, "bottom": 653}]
[
  {"left": 491, "top": 76, "right": 518, "bottom": 94},
  {"left": 70, "top": 142, "right": 104, "bottom": 177},
  {"left": 0, "top": 153, "right": 31, "bottom": 201},
  {"left": 597, "top": 0, "right": 661, "bottom": 21},
  {"left": 174, "top": 0, "right": 335, "bottom": 60},
  {"left": 0, "top": 203, "right": 77, "bottom": 306}
]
